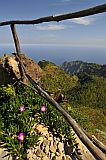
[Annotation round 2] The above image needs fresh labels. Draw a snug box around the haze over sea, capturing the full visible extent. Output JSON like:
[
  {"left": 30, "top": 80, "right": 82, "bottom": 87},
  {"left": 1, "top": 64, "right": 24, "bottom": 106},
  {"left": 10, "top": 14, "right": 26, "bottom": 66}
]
[{"left": 0, "top": 44, "right": 106, "bottom": 65}]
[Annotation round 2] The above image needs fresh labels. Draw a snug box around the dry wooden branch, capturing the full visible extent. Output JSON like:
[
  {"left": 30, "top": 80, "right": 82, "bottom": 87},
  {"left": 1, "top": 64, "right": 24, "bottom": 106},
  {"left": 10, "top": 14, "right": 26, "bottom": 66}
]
[
  {"left": 0, "top": 4, "right": 106, "bottom": 26},
  {"left": 10, "top": 24, "right": 27, "bottom": 82},
  {"left": 82, "top": 129, "right": 106, "bottom": 154},
  {"left": 23, "top": 74, "right": 106, "bottom": 160},
  {"left": 10, "top": 24, "right": 21, "bottom": 54}
]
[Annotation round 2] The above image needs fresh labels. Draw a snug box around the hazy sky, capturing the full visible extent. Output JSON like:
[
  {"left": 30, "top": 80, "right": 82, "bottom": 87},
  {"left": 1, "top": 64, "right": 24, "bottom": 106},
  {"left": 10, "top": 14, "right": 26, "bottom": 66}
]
[{"left": 0, "top": 0, "right": 106, "bottom": 46}]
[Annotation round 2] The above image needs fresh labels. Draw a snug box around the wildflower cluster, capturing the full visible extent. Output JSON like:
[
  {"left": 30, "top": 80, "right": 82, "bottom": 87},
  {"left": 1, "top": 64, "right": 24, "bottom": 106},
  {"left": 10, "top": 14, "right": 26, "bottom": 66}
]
[{"left": 0, "top": 84, "right": 77, "bottom": 159}]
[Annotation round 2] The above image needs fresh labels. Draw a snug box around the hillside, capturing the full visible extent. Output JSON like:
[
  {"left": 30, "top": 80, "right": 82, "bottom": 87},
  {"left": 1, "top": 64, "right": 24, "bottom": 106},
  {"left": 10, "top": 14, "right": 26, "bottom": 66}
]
[
  {"left": 38, "top": 60, "right": 78, "bottom": 95},
  {"left": 61, "top": 61, "right": 106, "bottom": 78},
  {"left": 0, "top": 56, "right": 106, "bottom": 159},
  {"left": 39, "top": 60, "right": 106, "bottom": 144}
]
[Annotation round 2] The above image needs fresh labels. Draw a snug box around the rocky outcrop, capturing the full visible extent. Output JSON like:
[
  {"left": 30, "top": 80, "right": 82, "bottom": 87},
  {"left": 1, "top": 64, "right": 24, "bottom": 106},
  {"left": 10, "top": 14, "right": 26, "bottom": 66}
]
[
  {"left": 27, "top": 124, "right": 74, "bottom": 160},
  {"left": 0, "top": 54, "right": 44, "bottom": 85},
  {"left": 18, "top": 54, "right": 44, "bottom": 82}
]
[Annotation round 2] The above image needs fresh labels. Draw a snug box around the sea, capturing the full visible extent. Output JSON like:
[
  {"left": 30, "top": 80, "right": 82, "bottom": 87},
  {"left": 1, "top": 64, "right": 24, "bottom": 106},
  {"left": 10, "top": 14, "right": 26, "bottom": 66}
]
[{"left": 0, "top": 44, "right": 106, "bottom": 65}]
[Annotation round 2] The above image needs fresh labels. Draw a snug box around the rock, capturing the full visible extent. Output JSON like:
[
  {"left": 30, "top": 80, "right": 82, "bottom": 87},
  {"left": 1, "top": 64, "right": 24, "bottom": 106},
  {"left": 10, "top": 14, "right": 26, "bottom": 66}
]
[
  {"left": 32, "top": 154, "right": 37, "bottom": 160},
  {"left": 56, "top": 138, "right": 60, "bottom": 141},
  {"left": 55, "top": 152, "right": 60, "bottom": 156},
  {"left": 44, "top": 145, "right": 49, "bottom": 155},
  {"left": 53, "top": 136, "right": 57, "bottom": 141},
  {"left": 27, "top": 149, "right": 32, "bottom": 160},
  {"left": 50, "top": 144, "right": 57, "bottom": 153},
  {"left": 57, "top": 142, "right": 64, "bottom": 153},
  {"left": 38, "top": 136, "right": 44, "bottom": 142},
  {"left": 19, "top": 54, "right": 44, "bottom": 82},
  {"left": 52, "top": 156, "right": 56, "bottom": 160},
  {"left": 50, "top": 153, "right": 55, "bottom": 159},
  {"left": 56, "top": 155, "right": 63, "bottom": 160},
  {"left": 62, "top": 155, "right": 66, "bottom": 160},
  {"left": 36, "top": 124, "right": 48, "bottom": 135},
  {"left": 0, "top": 148, "right": 12, "bottom": 160},
  {"left": 65, "top": 155, "right": 72, "bottom": 160},
  {"left": 0, "top": 54, "right": 44, "bottom": 85},
  {"left": 36, "top": 148, "right": 43, "bottom": 157},
  {"left": 43, "top": 139, "right": 50, "bottom": 146},
  {"left": 48, "top": 136, "right": 53, "bottom": 141},
  {"left": 45, "top": 133, "right": 50, "bottom": 139},
  {"left": 42, "top": 155, "right": 50, "bottom": 160}
]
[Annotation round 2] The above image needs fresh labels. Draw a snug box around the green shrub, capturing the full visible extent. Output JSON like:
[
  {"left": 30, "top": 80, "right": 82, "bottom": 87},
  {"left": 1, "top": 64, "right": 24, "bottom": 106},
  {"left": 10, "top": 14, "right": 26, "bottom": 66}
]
[{"left": 0, "top": 84, "right": 77, "bottom": 159}]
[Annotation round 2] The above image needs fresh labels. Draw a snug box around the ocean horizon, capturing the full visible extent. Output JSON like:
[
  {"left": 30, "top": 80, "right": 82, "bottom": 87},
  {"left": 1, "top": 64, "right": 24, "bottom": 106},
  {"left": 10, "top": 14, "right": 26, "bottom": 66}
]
[{"left": 0, "top": 44, "right": 106, "bottom": 65}]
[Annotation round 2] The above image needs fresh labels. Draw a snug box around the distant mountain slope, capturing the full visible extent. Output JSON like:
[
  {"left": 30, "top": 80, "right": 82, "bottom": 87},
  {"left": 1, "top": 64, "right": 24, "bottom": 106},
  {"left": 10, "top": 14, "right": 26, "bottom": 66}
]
[
  {"left": 61, "top": 61, "right": 106, "bottom": 78},
  {"left": 38, "top": 60, "right": 106, "bottom": 144}
]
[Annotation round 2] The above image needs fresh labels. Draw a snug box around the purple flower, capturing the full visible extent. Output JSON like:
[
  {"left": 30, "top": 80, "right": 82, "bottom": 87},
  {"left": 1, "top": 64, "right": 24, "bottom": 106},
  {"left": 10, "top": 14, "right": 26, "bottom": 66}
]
[
  {"left": 18, "top": 132, "right": 25, "bottom": 142},
  {"left": 19, "top": 106, "right": 25, "bottom": 112},
  {"left": 41, "top": 105, "right": 46, "bottom": 112}
]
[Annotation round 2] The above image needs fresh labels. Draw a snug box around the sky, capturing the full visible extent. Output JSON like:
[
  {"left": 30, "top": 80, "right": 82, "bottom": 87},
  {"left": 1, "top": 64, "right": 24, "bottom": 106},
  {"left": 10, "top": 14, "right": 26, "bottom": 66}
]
[{"left": 0, "top": 0, "right": 106, "bottom": 46}]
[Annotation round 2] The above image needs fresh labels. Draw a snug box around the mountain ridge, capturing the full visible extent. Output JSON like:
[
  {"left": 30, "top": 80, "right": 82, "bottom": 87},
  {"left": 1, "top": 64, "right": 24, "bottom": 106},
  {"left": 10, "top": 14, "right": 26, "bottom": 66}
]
[
  {"left": 61, "top": 60, "right": 106, "bottom": 78},
  {"left": 38, "top": 59, "right": 106, "bottom": 145}
]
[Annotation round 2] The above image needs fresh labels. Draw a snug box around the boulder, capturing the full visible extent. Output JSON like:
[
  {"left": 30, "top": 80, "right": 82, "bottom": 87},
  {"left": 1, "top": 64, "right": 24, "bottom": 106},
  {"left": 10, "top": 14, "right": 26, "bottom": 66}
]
[{"left": 0, "top": 53, "right": 44, "bottom": 85}]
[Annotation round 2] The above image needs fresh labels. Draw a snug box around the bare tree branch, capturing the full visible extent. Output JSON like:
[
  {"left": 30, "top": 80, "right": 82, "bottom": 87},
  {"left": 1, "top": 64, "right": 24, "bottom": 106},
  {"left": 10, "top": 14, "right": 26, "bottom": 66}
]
[
  {"left": 0, "top": 4, "right": 106, "bottom": 26},
  {"left": 10, "top": 24, "right": 21, "bottom": 54}
]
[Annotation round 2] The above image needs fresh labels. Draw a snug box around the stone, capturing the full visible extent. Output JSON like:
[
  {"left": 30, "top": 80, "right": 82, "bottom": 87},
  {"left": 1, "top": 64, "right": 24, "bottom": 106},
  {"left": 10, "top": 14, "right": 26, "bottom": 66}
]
[
  {"left": 40, "top": 142, "right": 45, "bottom": 150},
  {"left": 42, "top": 155, "right": 50, "bottom": 160},
  {"left": 38, "top": 136, "right": 44, "bottom": 142},
  {"left": 53, "top": 136, "right": 57, "bottom": 141},
  {"left": 19, "top": 54, "right": 44, "bottom": 82},
  {"left": 52, "top": 156, "right": 56, "bottom": 160},
  {"left": 43, "top": 139, "right": 50, "bottom": 146},
  {"left": 66, "top": 155, "right": 72, "bottom": 160},
  {"left": 45, "top": 133, "right": 50, "bottom": 139},
  {"left": 55, "top": 152, "right": 60, "bottom": 156},
  {"left": 44, "top": 145, "right": 49, "bottom": 155},
  {"left": 57, "top": 142, "right": 64, "bottom": 153},
  {"left": 56, "top": 137, "right": 60, "bottom": 141},
  {"left": 40, "top": 140, "right": 50, "bottom": 152},
  {"left": 50, "top": 141, "right": 53, "bottom": 146},
  {"left": 34, "top": 148, "right": 38, "bottom": 153},
  {"left": 56, "top": 155, "right": 63, "bottom": 160},
  {"left": 50, "top": 144, "right": 57, "bottom": 153},
  {"left": 62, "top": 155, "right": 66, "bottom": 160},
  {"left": 0, "top": 148, "right": 12, "bottom": 160},
  {"left": 36, "top": 148, "right": 43, "bottom": 157},
  {"left": 27, "top": 149, "right": 32, "bottom": 160},
  {"left": 53, "top": 140, "right": 57, "bottom": 147},
  {"left": 36, "top": 124, "right": 48, "bottom": 134},
  {"left": 48, "top": 136, "right": 53, "bottom": 141},
  {"left": 32, "top": 154, "right": 37, "bottom": 160},
  {"left": 0, "top": 54, "right": 44, "bottom": 85},
  {"left": 50, "top": 153, "right": 55, "bottom": 159}
]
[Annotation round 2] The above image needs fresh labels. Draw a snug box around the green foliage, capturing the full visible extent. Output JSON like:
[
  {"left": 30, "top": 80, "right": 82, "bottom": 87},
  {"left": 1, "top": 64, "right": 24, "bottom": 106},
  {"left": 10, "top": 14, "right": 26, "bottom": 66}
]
[
  {"left": 0, "top": 84, "right": 15, "bottom": 102},
  {"left": 40, "top": 61, "right": 77, "bottom": 94},
  {"left": 0, "top": 85, "right": 40, "bottom": 159},
  {"left": 69, "top": 76, "right": 106, "bottom": 109},
  {"left": 38, "top": 60, "right": 56, "bottom": 69},
  {"left": 39, "top": 60, "right": 106, "bottom": 144},
  {"left": 0, "top": 84, "right": 77, "bottom": 159}
]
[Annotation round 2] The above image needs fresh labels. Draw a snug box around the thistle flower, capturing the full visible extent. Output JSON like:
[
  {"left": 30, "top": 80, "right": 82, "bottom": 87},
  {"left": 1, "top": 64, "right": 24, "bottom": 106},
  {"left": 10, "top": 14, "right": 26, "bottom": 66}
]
[
  {"left": 19, "top": 106, "right": 25, "bottom": 112},
  {"left": 18, "top": 132, "right": 25, "bottom": 142},
  {"left": 41, "top": 105, "right": 46, "bottom": 112}
]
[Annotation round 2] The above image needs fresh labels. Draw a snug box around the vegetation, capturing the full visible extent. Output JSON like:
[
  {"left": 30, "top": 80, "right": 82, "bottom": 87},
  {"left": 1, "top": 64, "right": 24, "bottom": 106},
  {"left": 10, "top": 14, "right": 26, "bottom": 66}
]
[
  {"left": 0, "top": 84, "right": 78, "bottom": 159},
  {"left": 61, "top": 60, "right": 106, "bottom": 78},
  {"left": 39, "top": 60, "right": 106, "bottom": 144},
  {"left": 0, "top": 59, "right": 106, "bottom": 159}
]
